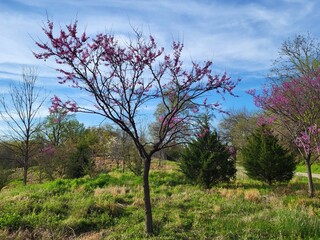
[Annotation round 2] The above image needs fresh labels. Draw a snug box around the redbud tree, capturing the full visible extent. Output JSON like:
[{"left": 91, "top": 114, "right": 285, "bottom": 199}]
[
  {"left": 34, "top": 20, "right": 238, "bottom": 234},
  {"left": 248, "top": 73, "right": 320, "bottom": 197}
]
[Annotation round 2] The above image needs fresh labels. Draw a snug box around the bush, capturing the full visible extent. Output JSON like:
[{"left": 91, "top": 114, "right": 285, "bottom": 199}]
[
  {"left": 179, "top": 128, "right": 236, "bottom": 188},
  {"left": 242, "top": 125, "right": 296, "bottom": 185},
  {"left": 65, "top": 142, "right": 94, "bottom": 179},
  {"left": 0, "top": 166, "right": 13, "bottom": 191},
  {"left": 127, "top": 153, "right": 143, "bottom": 176}
]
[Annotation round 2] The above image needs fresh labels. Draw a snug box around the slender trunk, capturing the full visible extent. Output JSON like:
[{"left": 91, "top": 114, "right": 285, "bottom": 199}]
[
  {"left": 305, "top": 156, "right": 314, "bottom": 197},
  {"left": 23, "top": 164, "right": 28, "bottom": 185},
  {"left": 122, "top": 158, "right": 125, "bottom": 173},
  {"left": 116, "top": 159, "right": 119, "bottom": 169},
  {"left": 39, "top": 165, "right": 42, "bottom": 183},
  {"left": 143, "top": 156, "right": 153, "bottom": 235},
  {"left": 24, "top": 140, "right": 29, "bottom": 185}
]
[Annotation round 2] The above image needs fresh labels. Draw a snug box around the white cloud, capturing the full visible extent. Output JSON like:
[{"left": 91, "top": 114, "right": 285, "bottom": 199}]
[{"left": 0, "top": 0, "right": 319, "bottom": 123}]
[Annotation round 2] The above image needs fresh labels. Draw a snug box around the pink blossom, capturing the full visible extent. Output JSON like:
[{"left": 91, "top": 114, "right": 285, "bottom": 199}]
[
  {"left": 191, "top": 106, "right": 199, "bottom": 113},
  {"left": 257, "top": 115, "right": 276, "bottom": 126},
  {"left": 42, "top": 145, "right": 55, "bottom": 156},
  {"left": 197, "top": 127, "right": 209, "bottom": 138},
  {"left": 34, "top": 19, "right": 238, "bottom": 158}
]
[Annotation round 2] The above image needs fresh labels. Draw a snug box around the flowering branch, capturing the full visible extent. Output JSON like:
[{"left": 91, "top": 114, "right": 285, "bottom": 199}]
[{"left": 34, "top": 20, "right": 239, "bottom": 153}]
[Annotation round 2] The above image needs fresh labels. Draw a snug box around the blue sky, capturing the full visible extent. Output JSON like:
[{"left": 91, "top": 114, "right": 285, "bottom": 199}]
[{"left": 0, "top": 0, "right": 319, "bottom": 128}]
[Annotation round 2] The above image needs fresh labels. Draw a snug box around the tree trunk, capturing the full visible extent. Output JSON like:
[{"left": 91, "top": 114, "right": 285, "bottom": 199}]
[
  {"left": 24, "top": 140, "right": 29, "bottom": 185},
  {"left": 305, "top": 156, "right": 314, "bottom": 197},
  {"left": 23, "top": 165, "right": 28, "bottom": 185},
  {"left": 122, "top": 158, "right": 125, "bottom": 173},
  {"left": 143, "top": 156, "right": 153, "bottom": 235}
]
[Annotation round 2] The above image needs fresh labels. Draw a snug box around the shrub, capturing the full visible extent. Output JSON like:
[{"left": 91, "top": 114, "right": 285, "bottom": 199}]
[
  {"left": 0, "top": 166, "right": 13, "bottom": 191},
  {"left": 242, "top": 125, "right": 296, "bottom": 185},
  {"left": 179, "top": 128, "right": 236, "bottom": 188},
  {"left": 127, "top": 154, "right": 143, "bottom": 176},
  {"left": 65, "top": 142, "right": 94, "bottom": 179}
]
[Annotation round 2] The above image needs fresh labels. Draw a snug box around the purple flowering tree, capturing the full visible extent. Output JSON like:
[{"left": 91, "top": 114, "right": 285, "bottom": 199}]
[
  {"left": 34, "top": 20, "right": 238, "bottom": 234},
  {"left": 248, "top": 73, "right": 320, "bottom": 197}
]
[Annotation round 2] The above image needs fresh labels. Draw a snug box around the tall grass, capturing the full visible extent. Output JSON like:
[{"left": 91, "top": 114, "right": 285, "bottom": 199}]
[{"left": 0, "top": 162, "right": 319, "bottom": 239}]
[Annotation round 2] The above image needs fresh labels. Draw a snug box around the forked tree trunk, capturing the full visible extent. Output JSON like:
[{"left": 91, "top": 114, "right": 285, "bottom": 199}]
[
  {"left": 305, "top": 155, "right": 314, "bottom": 197},
  {"left": 143, "top": 156, "right": 153, "bottom": 235}
]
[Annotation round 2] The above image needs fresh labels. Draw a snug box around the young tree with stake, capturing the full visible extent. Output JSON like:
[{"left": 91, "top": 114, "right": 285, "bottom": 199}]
[{"left": 34, "top": 20, "right": 238, "bottom": 234}]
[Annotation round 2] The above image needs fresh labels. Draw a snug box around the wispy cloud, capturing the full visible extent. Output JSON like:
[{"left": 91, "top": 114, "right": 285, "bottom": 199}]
[{"left": 0, "top": 0, "right": 319, "bottom": 126}]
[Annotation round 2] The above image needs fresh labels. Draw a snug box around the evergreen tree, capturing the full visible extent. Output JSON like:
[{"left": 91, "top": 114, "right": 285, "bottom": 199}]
[
  {"left": 242, "top": 125, "right": 296, "bottom": 185},
  {"left": 179, "top": 124, "right": 236, "bottom": 188}
]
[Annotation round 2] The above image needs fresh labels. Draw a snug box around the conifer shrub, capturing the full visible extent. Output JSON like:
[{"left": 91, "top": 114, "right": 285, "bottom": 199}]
[
  {"left": 242, "top": 125, "right": 296, "bottom": 185},
  {"left": 65, "top": 142, "right": 92, "bottom": 179},
  {"left": 179, "top": 128, "right": 236, "bottom": 188}
]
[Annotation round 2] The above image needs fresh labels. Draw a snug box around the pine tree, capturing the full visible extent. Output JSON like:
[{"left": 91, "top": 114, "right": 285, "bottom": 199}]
[
  {"left": 242, "top": 125, "right": 296, "bottom": 185},
  {"left": 179, "top": 126, "right": 236, "bottom": 188}
]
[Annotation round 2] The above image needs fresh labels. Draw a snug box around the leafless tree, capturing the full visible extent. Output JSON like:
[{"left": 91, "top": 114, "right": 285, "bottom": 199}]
[
  {"left": 0, "top": 67, "right": 46, "bottom": 185},
  {"left": 269, "top": 33, "right": 320, "bottom": 83}
]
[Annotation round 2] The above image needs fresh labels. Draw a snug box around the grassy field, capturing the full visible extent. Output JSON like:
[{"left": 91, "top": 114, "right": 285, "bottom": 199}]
[
  {"left": 0, "top": 162, "right": 320, "bottom": 239},
  {"left": 295, "top": 163, "right": 320, "bottom": 174}
]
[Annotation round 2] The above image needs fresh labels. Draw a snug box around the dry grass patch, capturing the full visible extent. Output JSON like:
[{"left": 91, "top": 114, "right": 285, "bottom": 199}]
[
  {"left": 77, "top": 231, "right": 105, "bottom": 240},
  {"left": 218, "top": 188, "right": 244, "bottom": 199},
  {"left": 94, "top": 185, "right": 129, "bottom": 197},
  {"left": 264, "top": 193, "right": 282, "bottom": 207},
  {"left": 244, "top": 189, "right": 261, "bottom": 202},
  {"left": 132, "top": 198, "right": 144, "bottom": 208},
  {"left": 213, "top": 205, "right": 222, "bottom": 213}
]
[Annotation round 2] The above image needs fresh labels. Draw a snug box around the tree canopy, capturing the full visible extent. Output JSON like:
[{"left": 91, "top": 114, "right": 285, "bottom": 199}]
[{"left": 34, "top": 20, "right": 238, "bottom": 234}]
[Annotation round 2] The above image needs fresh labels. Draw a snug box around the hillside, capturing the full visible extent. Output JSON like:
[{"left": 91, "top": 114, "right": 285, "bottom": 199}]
[{"left": 0, "top": 162, "right": 320, "bottom": 239}]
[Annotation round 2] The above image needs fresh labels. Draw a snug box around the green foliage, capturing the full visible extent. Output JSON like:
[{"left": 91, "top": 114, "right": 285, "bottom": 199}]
[
  {"left": 296, "top": 163, "right": 320, "bottom": 174},
  {"left": 163, "top": 145, "right": 184, "bottom": 161},
  {"left": 179, "top": 128, "right": 236, "bottom": 188},
  {"left": 38, "top": 115, "right": 97, "bottom": 180},
  {"left": 218, "top": 108, "right": 258, "bottom": 152},
  {"left": 64, "top": 141, "right": 92, "bottom": 179},
  {"left": 109, "top": 129, "right": 144, "bottom": 176},
  {"left": 127, "top": 152, "right": 143, "bottom": 176},
  {"left": 1, "top": 163, "right": 320, "bottom": 239},
  {"left": 0, "top": 166, "right": 13, "bottom": 191},
  {"left": 242, "top": 125, "right": 296, "bottom": 185},
  {"left": 0, "top": 145, "right": 16, "bottom": 169}
]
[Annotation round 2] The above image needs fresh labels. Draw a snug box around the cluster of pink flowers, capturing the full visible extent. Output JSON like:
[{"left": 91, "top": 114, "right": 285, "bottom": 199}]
[
  {"left": 248, "top": 76, "right": 320, "bottom": 118},
  {"left": 34, "top": 19, "right": 238, "bottom": 145},
  {"left": 49, "top": 95, "right": 78, "bottom": 114},
  {"left": 159, "top": 114, "right": 185, "bottom": 130},
  {"left": 248, "top": 73, "right": 320, "bottom": 159},
  {"left": 257, "top": 115, "right": 276, "bottom": 126},
  {"left": 294, "top": 125, "right": 320, "bottom": 155},
  {"left": 196, "top": 127, "right": 209, "bottom": 138},
  {"left": 41, "top": 145, "right": 55, "bottom": 156}
]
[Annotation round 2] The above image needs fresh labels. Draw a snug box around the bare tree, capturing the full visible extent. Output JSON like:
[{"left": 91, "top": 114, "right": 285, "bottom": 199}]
[
  {"left": 218, "top": 108, "right": 259, "bottom": 160},
  {"left": 269, "top": 33, "right": 320, "bottom": 83},
  {"left": 0, "top": 67, "right": 46, "bottom": 185}
]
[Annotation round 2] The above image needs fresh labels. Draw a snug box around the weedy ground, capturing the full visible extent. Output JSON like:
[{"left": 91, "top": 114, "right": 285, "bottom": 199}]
[{"left": 0, "top": 161, "right": 320, "bottom": 239}]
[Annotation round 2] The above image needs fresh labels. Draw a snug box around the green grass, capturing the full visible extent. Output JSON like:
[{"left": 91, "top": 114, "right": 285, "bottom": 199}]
[
  {"left": 0, "top": 162, "right": 320, "bottom": 239},
  {"left": 295, "top": 163, "right": 320, "bottom": 174}
]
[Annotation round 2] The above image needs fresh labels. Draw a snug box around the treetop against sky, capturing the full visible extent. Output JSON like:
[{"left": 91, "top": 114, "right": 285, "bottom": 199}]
[{"left": 0, "top": 0, "right": 319, "bottom": 126}]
